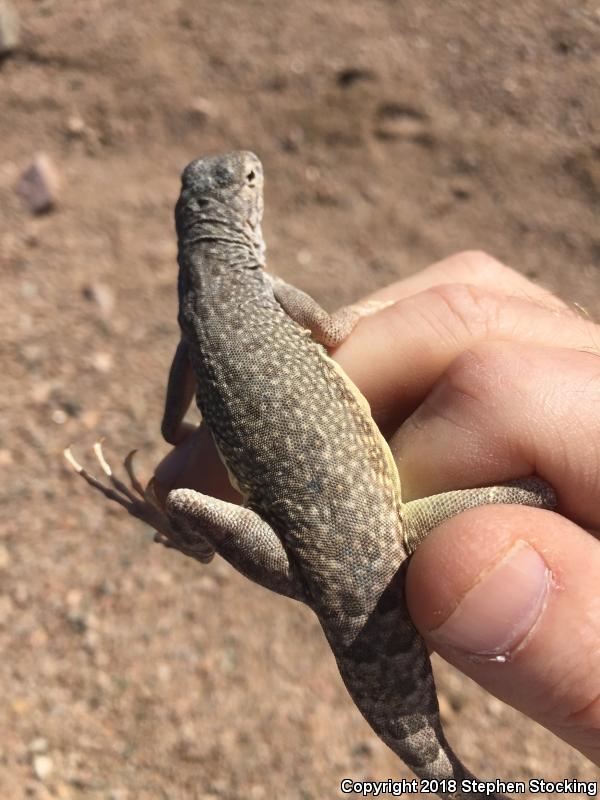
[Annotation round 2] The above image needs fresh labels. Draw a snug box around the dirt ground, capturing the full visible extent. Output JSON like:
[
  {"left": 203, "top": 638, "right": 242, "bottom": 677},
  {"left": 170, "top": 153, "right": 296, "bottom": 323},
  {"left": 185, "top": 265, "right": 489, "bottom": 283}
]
[{"left": 1, "top": 1, "right": 599, "bottom": 798}]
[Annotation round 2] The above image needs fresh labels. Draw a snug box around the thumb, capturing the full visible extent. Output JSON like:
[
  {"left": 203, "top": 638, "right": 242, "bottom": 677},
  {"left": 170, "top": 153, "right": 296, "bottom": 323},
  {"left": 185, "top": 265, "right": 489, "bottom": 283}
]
[{"left": 406, "top": 505, "right": 600, "bottom": 765}]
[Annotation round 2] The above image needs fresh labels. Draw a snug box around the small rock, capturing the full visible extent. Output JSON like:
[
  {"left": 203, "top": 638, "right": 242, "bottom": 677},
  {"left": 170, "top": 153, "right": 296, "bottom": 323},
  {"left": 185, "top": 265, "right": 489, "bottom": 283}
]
[
  {"left": 188, "top": 96, "right": 216, "bottom": 122},
  {"left": 51, "top": 409, "right": 68, "bottom": 425},
  {"left": 67, "top": 610, "right": 88, "bottom": 634},
  {"left": 91, "top": 351, "right": 113, "bottom": 373},
  {"left": 17, "top": 154, "right": 60, "bottom": 214},
  {"left": 82, "top": 282, "right": 114, "bottom": 316},
  {"left": 64, "top": 115, "right": 101, "bottom": 153},
  {"left": 66, "top": 115, "right": 86, "bottom": 137},
  {"left": 65, "top": 589, "right": 82, "bottom": 608},
  {"left": 374, "top": 102, "right": 432, "bottom": 145},
  {"left": 336, "top": 67, "right": 376, "bottom": 88},
  {"left": 296, "top": 249, "right": 312, "bottom": 266},
  {"left": 28, "top": 738, "right": 49, "bottom": 755},
  {"left": 289, "top": 56, "right": 304, "bottom": 74},
  {"left": 0, "top": 1, "right": 20, "bottom": 55},
  {"left": 281, "top": 126, "right": 304, "bottom": 152},
  {"left": 450, "top": 179, "right": 471, "bottom": 200},
  {"left": 33, "top": 754, "right": 54, "bottom": 781}
]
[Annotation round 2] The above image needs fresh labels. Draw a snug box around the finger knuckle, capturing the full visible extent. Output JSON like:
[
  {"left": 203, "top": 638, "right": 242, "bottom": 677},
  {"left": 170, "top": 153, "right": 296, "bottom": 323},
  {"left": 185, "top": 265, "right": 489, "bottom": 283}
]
[
  {"left": 452, "top": 250, "right": 516, "bottom": 283},
  {"left": 423, "top": 282, "right": 506, "bottom": 341},
  {"left": 442, "top": 341, "right": 516, "bottom": 409}
]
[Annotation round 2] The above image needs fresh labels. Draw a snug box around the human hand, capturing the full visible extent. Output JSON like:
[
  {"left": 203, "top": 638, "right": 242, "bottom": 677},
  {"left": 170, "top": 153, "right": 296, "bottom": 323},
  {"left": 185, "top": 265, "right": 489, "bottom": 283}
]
[{"left": 154, "top": 250, "right": 600, "bottom": 764}]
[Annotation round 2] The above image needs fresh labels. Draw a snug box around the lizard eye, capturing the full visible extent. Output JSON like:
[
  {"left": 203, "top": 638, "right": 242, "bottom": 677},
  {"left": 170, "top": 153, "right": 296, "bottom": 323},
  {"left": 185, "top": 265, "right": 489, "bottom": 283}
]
[{"left": 246, "top": 170, "right": 255, "bottom": 184}]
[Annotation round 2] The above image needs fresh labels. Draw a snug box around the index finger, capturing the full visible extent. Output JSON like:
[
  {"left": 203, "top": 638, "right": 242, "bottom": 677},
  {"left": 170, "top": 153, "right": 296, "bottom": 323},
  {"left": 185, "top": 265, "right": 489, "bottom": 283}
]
[
  {"left": 363, "top": 250, "right": 568, "bottom": 310},
  {"left": 335, "top": 269, "right": 598, "bottom": 434}
]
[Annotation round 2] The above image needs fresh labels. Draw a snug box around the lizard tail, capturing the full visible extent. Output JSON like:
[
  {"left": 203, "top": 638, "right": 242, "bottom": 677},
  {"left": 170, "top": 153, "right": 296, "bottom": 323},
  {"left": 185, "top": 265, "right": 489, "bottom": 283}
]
[{"left": 330, "top": 566, "right": 508, "bottom": 800}]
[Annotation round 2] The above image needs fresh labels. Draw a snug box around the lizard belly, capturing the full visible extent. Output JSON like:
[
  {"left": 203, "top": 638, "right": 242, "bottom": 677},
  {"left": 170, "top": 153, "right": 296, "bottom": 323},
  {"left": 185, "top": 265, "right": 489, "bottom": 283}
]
[{"left": 187, "top": 292, "right": 405, "bottom": 644}]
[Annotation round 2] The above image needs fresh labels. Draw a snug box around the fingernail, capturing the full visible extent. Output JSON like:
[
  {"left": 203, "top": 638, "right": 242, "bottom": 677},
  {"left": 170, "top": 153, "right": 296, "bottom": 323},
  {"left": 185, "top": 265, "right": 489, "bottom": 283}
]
[{"left": 430, "top": 540, "right": 551, "bottom": 658}]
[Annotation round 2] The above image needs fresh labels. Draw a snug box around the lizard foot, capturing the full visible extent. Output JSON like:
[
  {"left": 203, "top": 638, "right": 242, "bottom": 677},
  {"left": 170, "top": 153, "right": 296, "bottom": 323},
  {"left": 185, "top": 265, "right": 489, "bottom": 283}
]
[{"left": 63, "top": 442, "right": 215, "bottom": 564}]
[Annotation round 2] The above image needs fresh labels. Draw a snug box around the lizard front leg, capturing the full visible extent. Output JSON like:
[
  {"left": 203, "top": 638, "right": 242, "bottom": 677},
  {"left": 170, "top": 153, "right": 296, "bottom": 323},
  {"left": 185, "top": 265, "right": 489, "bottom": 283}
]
[
  {"left": 161, "top": 336, "right": 198, "bottom": 445},
  {"left": 268, "top": 274, "right": 393, "bottom": 348},
  {"left": 166, "top": 489, "right": 306, "bottom": 602}
]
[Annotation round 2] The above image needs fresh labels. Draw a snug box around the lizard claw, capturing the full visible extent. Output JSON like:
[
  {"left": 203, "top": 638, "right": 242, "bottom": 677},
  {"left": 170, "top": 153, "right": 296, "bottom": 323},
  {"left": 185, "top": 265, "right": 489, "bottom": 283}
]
[{"left": 63, "top": 442, "right": 215, "bottom": 564}]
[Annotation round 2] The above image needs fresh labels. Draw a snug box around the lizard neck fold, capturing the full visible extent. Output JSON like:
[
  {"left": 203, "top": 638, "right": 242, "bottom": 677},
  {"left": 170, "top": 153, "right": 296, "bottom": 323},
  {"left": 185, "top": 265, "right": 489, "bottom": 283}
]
[{"left": 176, "top": 195, "right": 265, "bottom": 271}]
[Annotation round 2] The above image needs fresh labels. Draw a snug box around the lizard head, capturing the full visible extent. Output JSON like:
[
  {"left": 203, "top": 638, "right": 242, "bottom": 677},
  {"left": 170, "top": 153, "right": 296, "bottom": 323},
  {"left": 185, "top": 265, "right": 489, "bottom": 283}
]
[{"left": 177, "top": 152, "right": 264, "bottom": 258}]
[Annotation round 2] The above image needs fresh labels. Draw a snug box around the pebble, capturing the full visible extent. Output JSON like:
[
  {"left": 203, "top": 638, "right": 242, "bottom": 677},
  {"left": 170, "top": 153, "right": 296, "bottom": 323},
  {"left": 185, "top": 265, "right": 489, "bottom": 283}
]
[
  {"left": 374, "top": 103, "right": 430, "bottom": 143},
  {"left": 296, "top": 249, "right": 312, "bottom": 266},
  {"left": 17, "top": 154, "right": 60, "bottom": 214},
  {"left": 51, "top": 408, "right": 68, "bottom": 424},
  {"left": 66, "top": 115, "right": 86, "bottom": 137},
  {"left": 32, "top": 754, "right": 54, "bottom": 781},
  {"left": 91, "top": 351, "right": 113, "bottom": 373},
  {"left": 64, "top": 115, "right": 101, "bottom": 153},
  {"left": 82, "top": 282, "right": 115, "bottom": 316},
  {"left": 0, "top": 1, "right": 19, "bottom": 55},
  {"left": 281, "top": 127, "right": 304, "bottom": 152},
  {"left": 188, "top": 96, "right": 216, "bottom": 122},
  {"left": 450, "top": 179, "right": 472, "bottom": 200},
  {"left": 336, "top": 67, "right": 376, "bottom": 87},
  {"left": 28, "top": 737, "right": 49, "bottom": 754}
]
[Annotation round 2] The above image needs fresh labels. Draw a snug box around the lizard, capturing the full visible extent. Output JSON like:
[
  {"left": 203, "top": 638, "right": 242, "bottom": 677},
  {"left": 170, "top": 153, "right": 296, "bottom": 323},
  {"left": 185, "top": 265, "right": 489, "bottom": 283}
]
[{"left": 65, "top": 151, "right": 557, "bottom": 799}]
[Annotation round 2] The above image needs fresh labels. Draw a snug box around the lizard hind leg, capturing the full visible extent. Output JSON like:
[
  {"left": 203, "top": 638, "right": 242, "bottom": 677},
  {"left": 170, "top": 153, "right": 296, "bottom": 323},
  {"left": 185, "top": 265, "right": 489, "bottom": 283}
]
[
  {"left": 63, "top": 443, "right": 215, "bottom": 564},
  {"left": 166, "top": 489, "right": 306, "bottom": 601},
  {"left": 402, "top": 476, "right": 556, "bottom": 554}
]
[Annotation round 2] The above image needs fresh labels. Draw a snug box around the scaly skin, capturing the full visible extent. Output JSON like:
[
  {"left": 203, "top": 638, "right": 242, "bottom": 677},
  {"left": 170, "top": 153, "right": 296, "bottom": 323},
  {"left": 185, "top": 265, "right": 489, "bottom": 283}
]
[{"left": 67, "top": 152, "right": 556, "bottom": 799}]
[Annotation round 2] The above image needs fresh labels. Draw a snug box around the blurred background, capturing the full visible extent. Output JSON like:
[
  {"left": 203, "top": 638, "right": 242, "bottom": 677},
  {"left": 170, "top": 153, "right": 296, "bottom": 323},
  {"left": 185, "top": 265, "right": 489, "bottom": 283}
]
[{"left": 0, "top": 1, "right": 598, "bottom": 798}]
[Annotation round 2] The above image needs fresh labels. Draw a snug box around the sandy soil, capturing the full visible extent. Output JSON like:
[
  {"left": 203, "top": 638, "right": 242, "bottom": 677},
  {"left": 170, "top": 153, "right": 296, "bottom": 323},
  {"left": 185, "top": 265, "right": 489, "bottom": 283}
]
[{"left": 0, "top": 1, "right": 598, "bottom": 798}]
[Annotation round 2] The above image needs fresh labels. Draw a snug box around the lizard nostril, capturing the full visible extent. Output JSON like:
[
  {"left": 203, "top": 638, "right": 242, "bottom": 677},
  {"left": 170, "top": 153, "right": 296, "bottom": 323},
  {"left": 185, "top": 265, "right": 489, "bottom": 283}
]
[{"left": 246, "top": 170, "right": 255, "bottom": 183}]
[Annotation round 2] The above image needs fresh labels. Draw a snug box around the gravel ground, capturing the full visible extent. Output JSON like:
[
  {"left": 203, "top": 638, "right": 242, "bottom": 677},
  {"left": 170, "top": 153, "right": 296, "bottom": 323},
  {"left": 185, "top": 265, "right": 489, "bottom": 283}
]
[{"left": 0, "top": 2, "right": 598, "bottom": 798}]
